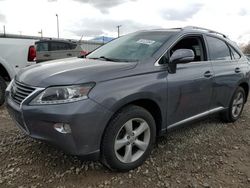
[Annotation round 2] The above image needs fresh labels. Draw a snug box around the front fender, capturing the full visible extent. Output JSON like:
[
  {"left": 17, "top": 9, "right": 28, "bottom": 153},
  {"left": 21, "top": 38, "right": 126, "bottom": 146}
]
[{"left": 89, "top": 72, "right": 168, "bottom": 129}]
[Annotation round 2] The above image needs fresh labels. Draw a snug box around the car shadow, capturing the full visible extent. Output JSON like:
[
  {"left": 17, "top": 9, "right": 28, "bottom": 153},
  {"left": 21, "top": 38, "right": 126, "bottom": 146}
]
[{"left": 21, "top": 114, "right": 227, "bottom": 173}]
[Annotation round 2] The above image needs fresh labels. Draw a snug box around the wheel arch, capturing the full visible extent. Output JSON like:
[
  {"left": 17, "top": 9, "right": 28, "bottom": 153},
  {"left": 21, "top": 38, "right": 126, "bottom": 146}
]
[
  {"left": 0, "top": 62, "right": 12, "bottom": 81},
  {"left": 105, "top": 96, "right": 164, "bottom": 137},
  {"left": 239, "top": 82, "right": 249, "bottom": 102}
]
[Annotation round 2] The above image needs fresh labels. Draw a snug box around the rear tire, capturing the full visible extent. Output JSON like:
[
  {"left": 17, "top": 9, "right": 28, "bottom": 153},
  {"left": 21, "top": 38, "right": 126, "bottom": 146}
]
[
  {"left": 0, "top": 76, "right": 7, "bottom": 106},
  {"left": 221, "top": 87, "right": 245, "bottom": 122},
  {"left": 101, "top": 105, "right": 156, "bottom": 172}
]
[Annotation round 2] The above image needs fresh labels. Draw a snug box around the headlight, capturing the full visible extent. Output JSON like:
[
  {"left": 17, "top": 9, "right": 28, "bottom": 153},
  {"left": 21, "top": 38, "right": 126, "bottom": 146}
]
[{"left": 30, "top": 83, "right": 95, "bottom": 105}]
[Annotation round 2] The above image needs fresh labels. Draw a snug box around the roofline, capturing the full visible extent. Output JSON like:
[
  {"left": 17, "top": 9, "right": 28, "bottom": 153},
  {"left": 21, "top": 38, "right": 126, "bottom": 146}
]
[
  {"left": 182, "top": 26, "right": 228, "bottom": 38},
  {"left": 140, "top": 26, "right": 228, "bottom": 39}
]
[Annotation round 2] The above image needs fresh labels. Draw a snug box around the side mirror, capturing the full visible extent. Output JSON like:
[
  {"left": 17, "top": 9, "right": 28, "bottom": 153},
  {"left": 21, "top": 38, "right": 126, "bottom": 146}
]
[
  {"left": 168, "top": 49, "right": 195, "bottom": 73},
  {"left": 170, "top": 49, "right": 195, "bottom": 64}
]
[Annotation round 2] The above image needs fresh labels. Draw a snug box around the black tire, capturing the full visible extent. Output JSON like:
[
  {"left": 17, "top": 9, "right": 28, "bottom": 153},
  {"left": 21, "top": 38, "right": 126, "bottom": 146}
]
[
  {"left": 0, "top": 76, "right": 7, "bottom": 106},
  {"left": 101, "top": 105, "right": 156, "bottom": 172},
  {"left": 221, "top": 87, "right": 246, "bottom": 122}
]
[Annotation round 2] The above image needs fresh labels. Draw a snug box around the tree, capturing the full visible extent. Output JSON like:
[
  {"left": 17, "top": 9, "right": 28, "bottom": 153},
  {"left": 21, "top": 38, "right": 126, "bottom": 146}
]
[{"left": 242, "top": 43, "right": 250, "bottom": 54}]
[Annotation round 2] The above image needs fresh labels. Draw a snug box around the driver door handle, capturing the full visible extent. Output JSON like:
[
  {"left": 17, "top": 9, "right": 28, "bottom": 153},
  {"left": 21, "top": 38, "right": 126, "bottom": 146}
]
[
  {"left": 204, "top": 71, "right": 213, "bottom": 78},
  {"left": 235, "top": 67, "right": 241, "bottom": 73}
]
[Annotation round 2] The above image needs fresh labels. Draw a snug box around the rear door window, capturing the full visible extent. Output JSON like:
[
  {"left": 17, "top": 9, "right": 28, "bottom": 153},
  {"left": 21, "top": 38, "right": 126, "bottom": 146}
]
[
  {"left": 69, "top": 43, "right": 77, "bottom": 49},
  {"left": 206, "top": 36, "right": 231, "bottom": 61},
  {"left": 36, "top": 42, "right": 49, "bottom": 52}
]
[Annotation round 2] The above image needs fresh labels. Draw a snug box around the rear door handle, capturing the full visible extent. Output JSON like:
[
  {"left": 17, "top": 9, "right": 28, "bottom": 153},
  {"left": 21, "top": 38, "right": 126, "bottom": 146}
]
[
  {"left": 204, "top": 71, "right": 213, "bottom": 78},
  {"left": 44, "top": 54, "right": 50, "bottom": 57},
  {"left": 67, "top": 53, "right": 72, "bottom": 56},
  {"left": 235, "top": 67, "right": 241, "bottom": 73}
]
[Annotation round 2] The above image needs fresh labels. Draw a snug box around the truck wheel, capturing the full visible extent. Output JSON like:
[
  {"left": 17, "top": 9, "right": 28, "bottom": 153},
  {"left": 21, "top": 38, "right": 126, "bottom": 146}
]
[
  {"left": 101, "top": 105, "right": 156, "bottom": 172},
  {"left": 221, "top": 87, "right": 245, "bottom": 122},
  {"left": 0, "top": 76, "right": 7, "bottom": 106}
]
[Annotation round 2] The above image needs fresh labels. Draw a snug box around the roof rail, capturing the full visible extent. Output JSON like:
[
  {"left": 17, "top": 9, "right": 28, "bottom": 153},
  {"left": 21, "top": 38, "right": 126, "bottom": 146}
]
[{"left": 183, "top": 26, "right": 228, "bottom": 38}]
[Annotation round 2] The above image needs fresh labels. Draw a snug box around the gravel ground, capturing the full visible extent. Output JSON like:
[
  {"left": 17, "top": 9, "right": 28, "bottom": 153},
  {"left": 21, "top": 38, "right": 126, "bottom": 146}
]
[{"left": 0, "top": 102, "right": 250, "bottom": 188}]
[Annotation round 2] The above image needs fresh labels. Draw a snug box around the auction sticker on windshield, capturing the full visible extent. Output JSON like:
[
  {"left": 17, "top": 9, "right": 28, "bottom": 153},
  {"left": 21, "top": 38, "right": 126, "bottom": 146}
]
[{"left": 136, "top": 39, "right": 155, "bottom": 45}]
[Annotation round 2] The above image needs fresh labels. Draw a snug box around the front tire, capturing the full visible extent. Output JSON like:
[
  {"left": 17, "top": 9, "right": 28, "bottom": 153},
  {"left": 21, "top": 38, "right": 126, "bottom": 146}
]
[
  {"left": 0, "top": 76, "right": 7, "bottom": 106},
  {"left": 221, "top": 87, "right": 246, "bottom": 122},
  {"left": 101, "top": 105, "right": 156, "bottom": 171}
]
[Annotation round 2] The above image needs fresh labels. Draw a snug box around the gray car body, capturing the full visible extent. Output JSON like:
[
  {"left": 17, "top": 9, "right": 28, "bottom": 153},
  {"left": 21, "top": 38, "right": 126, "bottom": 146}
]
[{"left": 6, "top": 28, "right": 250, "bottom": 159}]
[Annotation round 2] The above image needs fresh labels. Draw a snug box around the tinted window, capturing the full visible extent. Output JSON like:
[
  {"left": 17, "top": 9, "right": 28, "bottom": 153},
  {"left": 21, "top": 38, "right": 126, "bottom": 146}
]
[
  {"left": 69, "top": 43, "right": 77, "bottom": 49},
  {"left": 50, "top": 42, "right": 70, "bottom": 51},
  {"left": 206, "top": 36, "right": 231, "bottom": 61},
  {"left": 36, "top": 42, "right": 48, "bottom": 52},
  {"left": 229, "top": 46, "right": 241, "bottom": 60},
  {"left": 171, "top": 37, "right": 206, "bottom": 61}
]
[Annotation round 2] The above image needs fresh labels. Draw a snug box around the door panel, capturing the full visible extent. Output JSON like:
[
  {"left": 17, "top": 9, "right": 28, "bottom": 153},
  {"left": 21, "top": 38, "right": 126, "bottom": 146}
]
[
  {"left": 210, "top": 60, "right": 246, "bottom": 109},
  {"left": 204, "top": 35, "right": 246, "bottom": 109},
  {"left": 167, "top": 61, "right": 213, "bottom": 126}
]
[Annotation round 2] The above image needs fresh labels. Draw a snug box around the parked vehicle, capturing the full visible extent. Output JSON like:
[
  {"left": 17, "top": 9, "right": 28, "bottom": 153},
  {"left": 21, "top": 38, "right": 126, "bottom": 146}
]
[
  {"left": 0, "top": 37, "right": 36, "bottom": 106},
  {"left": 6, "top": 26, "right": 250, "bottom": 171},
  {"left": 36, "top": 39, "right": 81, "bottom": 63},
  {"left": 36, "top": 39, "right": 102, "bottom": 63}
]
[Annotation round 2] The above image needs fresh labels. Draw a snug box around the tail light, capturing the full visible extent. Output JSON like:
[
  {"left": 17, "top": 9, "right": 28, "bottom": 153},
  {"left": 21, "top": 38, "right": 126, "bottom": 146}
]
[
  {"left": 28, "top": 45, "right": 36, "bottom": 62},
  {"left": 80, "top": 50, "right": 89, "bottom": 56}
]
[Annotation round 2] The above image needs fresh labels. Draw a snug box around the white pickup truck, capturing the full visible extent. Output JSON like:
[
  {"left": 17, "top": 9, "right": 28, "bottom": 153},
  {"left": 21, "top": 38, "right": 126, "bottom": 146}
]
[{"left": 0, "top": 37, "right": 37, "bottom": 106}]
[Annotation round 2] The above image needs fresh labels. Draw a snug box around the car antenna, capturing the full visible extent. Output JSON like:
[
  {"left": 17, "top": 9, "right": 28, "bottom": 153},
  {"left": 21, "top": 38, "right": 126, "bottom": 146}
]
[{"left": 79, "top": 34, "right": 84, "bottom": 43}]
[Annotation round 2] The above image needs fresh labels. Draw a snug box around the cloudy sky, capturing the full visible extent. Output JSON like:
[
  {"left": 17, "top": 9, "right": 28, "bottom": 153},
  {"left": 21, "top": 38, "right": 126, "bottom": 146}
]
[{"left": 0, "top": 0, "right": 250, "bottom": 44}]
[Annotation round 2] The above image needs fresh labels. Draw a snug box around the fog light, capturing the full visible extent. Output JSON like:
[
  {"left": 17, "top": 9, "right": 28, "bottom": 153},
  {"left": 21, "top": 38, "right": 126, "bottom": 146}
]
[{"left": 54, "top": 123, "right": 71, "bottom": 134}]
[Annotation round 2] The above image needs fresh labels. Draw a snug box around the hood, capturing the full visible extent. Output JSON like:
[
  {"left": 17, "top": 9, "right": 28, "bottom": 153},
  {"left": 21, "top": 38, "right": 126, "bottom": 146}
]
[{"left": 16, "top": 57, "right": 138, "bottom": 88}]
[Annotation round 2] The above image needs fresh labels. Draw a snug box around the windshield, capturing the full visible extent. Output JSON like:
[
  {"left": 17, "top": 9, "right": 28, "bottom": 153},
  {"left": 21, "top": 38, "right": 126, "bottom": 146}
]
[{"left": 86, "top": 31, "right": 176, "bottom": 62}]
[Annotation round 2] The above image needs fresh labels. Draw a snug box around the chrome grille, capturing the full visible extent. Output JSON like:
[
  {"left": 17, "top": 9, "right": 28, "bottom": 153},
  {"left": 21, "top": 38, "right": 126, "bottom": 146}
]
[{"left": 11, "top": 81, "right": 35, "bottom": 105}]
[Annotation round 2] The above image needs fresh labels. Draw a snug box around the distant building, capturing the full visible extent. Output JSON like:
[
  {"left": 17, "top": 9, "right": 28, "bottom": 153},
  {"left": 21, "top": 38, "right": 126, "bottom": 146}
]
[{"left": 91, "top": 36, "right": 114, "bottom": 43}]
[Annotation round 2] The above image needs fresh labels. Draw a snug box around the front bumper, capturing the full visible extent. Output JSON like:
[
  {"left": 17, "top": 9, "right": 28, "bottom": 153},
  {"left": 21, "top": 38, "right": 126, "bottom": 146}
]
[{"left": 5, "top": 90, "right": 113, "bottom": 159}]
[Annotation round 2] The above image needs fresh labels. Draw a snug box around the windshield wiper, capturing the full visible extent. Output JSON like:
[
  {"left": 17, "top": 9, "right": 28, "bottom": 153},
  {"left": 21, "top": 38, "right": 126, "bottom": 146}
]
[
  {"left": 88, "top": 56, "right": 138, "bottom": 62},
  {"left": 99, "top": 56, "right": 119, "bottom": 61},
  {"left": 87, "top": 56, "right": 119, "bottom": 62}
]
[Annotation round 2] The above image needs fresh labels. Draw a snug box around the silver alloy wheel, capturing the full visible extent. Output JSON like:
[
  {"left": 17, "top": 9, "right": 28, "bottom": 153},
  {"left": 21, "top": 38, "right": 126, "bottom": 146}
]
[
  {"left": 114, "top": 118, "right": 151, "bottom": 163},
  {"left": 232, "top": 91, "right": 244, "bottom": 118}
]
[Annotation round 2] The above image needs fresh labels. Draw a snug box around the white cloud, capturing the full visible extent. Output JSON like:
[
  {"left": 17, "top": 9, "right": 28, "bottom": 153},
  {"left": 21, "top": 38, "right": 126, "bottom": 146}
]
[
  {"left": 72, "top": 0, "right": 137, "bottom": 14},
  {"left": 161, "top": 3, "right": 203, "bottom": 21},
  {"left": 0, "top": 0, "right": 249, "bottom": 44}
]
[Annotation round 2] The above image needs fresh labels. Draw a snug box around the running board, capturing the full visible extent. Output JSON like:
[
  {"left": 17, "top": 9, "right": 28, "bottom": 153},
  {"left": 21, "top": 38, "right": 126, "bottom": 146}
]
[{"left": 167, "top": 107, "right": 225, "bottom": 130}]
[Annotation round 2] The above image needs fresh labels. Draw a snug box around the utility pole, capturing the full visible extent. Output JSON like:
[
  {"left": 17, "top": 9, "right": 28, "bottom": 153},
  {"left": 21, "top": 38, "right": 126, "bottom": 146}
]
[
  {"left": 3, "top": 25, "right": 6, "bottom": 37},
  {"left": 56, "top": 14, "right": 59, "bottom": 38},
  {"left": 38, "top": 29, "right": 43, "bottom": 38},
  {"left": 117, "top": 25, "right": 122, "bottom": 38}
]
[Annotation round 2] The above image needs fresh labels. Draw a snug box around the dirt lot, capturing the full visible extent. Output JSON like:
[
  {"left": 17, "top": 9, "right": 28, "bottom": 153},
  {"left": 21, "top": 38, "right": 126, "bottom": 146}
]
[{"left": 0, "top": 102, "right": 249, "bottom": 188}]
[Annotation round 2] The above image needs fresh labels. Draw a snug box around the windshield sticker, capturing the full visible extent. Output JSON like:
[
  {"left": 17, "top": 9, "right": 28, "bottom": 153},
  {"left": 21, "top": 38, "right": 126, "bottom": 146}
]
[{"left": 136, "top": 39, "right": 155, "bottom": 45}]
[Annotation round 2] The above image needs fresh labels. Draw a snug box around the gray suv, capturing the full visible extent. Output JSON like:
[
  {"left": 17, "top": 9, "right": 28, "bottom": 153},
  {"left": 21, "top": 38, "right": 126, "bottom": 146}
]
[{"left": 5, "top": 26, "right": 250, "bottom": 171}]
